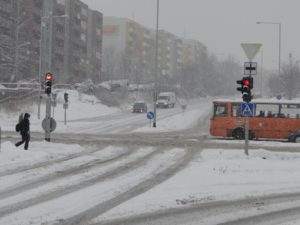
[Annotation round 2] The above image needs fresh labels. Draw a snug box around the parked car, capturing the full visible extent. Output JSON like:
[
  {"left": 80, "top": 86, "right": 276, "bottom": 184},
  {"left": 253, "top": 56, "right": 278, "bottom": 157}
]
[{"left": 132, "top": 101, "right": 147, "bottom": 113}]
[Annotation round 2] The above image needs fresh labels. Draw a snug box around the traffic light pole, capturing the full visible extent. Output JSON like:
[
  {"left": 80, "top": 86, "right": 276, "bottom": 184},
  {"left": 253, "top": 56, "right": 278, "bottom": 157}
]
[
  {"left": 64, "top": 107, "right": 67, "bottom": 125},
  {"left": 244, "top": 116, "right": 249, "bottom": 156},
  {"left": 244, "top": 72, "right": 253, "bottom": 156},
  {"left": 153, "top": 0, "right": 159, "bottom": 128},
  {"left": 45, "top": 94, "right": 51, "bottom": 142},
  {"left": 237, "top": 65, "right": 254, "bottom": 156}
]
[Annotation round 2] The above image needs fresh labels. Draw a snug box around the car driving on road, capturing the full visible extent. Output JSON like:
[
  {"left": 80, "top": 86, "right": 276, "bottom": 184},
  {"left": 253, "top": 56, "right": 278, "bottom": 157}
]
[{"left": 132, "top": 101, "right": 147, "bottom": 113}]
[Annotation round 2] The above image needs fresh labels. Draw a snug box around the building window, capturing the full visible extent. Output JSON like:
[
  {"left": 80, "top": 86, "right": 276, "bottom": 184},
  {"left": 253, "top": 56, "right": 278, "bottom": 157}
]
[
  {"left": 55, "top": 39, "right": 64, "bottom": 47},
  {"left": 33, "top": 0, "right": 43, "bottom": 9},
  {"left": 73, "top": 31, "right": 80, "bottom": 38},
  {"left": 96, "top": 52, "right": 101, "bottom": 59},
  {"left": 56, "top": 24, "right": 64, "bottom": 33},
  {"left": 57, "top": 0, "right": 65, "bottom": 5},
  {"left": 55, "top": 53, "right": 64, "bottom": 62},
  {"left": 33, "top": 14, "right": 41, "bottom": 24},
  {"left": 81, "top": 8, "right": 87, "bottom": 17},
  {"left": 80, "top": 33, "right": 86, "bottom": 42},
  {"left": 80, "top": 21, "right": 87, "bottom": 30},
  {"left": 96, "top": 28, "right": 101, "bottom": 36}
]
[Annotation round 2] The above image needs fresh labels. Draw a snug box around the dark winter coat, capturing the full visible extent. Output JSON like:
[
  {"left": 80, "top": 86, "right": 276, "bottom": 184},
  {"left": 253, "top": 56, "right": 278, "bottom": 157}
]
[{"left": 19, "top": 113, "right": 30, "bottom": 134}]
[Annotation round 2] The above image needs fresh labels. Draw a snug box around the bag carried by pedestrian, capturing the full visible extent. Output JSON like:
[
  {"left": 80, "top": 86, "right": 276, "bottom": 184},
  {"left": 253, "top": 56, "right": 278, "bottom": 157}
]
[
  {"left": 15, "top": 113, "right": 24, "bottom": 132},
  {"left": 15, "top": 123, "right": 21, "bottom": 132}
]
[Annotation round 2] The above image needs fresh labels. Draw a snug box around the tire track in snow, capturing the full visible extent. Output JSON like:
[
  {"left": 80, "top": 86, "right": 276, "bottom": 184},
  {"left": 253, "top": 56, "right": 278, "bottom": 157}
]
[
  {"left": 52, "top": 146, "right": 200, "bottom": 225},
  {"left": 90, "top": 192, "right": 300, "bottom": 225},
  {"left": 0, "top": 146, "right": 134, "bottom": 200},
  {"left": 0, "top": 145, "right": 108, "bottom": 177},
  {"left": 0, "top": 147, "right": 161, "bottom": 218}
]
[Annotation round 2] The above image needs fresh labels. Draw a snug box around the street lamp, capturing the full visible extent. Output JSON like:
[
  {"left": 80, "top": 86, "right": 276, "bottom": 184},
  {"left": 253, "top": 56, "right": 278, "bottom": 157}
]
[
  {"left": 256, "top": 21, "right": 281, "bottom": 77},
  {"left": 37, "top": 14, "right": 68, "bottom": 119},
  {"left": 153, "top": 0, "right": 159, "bottom": 128}
]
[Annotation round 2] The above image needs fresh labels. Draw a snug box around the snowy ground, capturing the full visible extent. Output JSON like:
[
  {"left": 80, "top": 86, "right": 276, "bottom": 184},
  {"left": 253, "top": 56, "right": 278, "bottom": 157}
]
[
  {"left": 1, "top": 140, "right": 300, "bottom": 224},
  {"left": 92, "top": 145, "right": 300, "bottom": 224},
  {"left": 0, "top": 91, "right": 300, "bottom": 224}
]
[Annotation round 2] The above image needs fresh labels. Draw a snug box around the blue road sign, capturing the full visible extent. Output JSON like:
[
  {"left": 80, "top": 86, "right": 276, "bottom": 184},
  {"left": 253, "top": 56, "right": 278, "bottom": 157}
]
[
  {"left": 241, "top": 102, "right": 254, "bottom": 117},
  {"left": 147, "top": 112, "right": 154, "bottom": 120}
]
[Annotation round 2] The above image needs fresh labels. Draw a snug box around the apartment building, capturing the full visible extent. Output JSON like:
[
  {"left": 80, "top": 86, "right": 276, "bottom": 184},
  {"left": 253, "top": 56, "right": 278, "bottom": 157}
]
[
  {"left": 155, "top": 30, "right": 183, "bottom": 78},
  {"left": 87, "top": 9, "right": 103, "bottom": 83},
  {"left": 42, "top": 0, "right": 103, "bottom": 83},
  {"left": 182, "top": 39, "right": 207, "bottom": 66},
  {"left": 103, "top": 17, "right": 153, "bottom": 82},
  {"left": 20, "top": 0, "right": 43, "bottom": 81},
  {"left": 103, "top": 17, "right": 208, "bottom": 84},
  {"left": 0, "top": 0, "right": 103, "bottom": 84},
  {"left": 0, "top": 0, "right": 15, "bottom": 81}
]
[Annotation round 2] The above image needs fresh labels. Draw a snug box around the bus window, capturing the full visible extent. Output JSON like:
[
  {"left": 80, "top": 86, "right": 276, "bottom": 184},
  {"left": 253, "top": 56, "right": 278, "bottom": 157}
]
[
  {"left": 281, "top": 104, "right": 300, "bottom": 119},
  {"left": 214, "top": 103, "right": 227, "bottom": 117},
  {"left": 232, "top": 103, "right": 241, "bottom": 117},
  {"left": 255, "top": 104, "right": 279, "bottom": 118},
  {"left": 257, "top": 110, "right": 265, "bottom": 117}
]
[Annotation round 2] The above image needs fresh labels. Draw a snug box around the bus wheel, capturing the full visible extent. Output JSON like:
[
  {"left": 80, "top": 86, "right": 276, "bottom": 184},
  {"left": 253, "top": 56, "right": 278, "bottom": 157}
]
[
  {"left": 232, "top": 128, "right": 245, "bottom": 140},
  {"left": 295, "top": 136, "right": 300, "bottom": 143},
  {"left": 249, "top": 130, "right": 255, "bottom": 140}
]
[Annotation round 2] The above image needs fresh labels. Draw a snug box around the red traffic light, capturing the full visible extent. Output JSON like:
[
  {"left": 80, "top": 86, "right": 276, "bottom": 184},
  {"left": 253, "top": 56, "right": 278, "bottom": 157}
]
[
  {"left": 44, "top": 72, "right": 53, "bottom": 95},
  {"left": 236, "top": 76, "right": 253, "bottom": 102},
  {"left": 45, "top": 73, "right": 53, "bottom": 81},
  {"left": 243, "top": 79, "right": 250, "bottom": 86}
]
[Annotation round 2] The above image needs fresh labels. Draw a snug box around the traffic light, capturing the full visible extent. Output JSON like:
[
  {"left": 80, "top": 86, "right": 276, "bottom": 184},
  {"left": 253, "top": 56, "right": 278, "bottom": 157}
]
[
  {"left": 64, "top": 92, "right": 68, "bottom": 103},
  {"left": 236, "top": 76, "right": 253, "bottom": 102},
  {"left": 45, "top": 72, "right": 53, "bottom": 95},
  {"left": 236, "top": 78, "right": 244, "bottom": 93}
]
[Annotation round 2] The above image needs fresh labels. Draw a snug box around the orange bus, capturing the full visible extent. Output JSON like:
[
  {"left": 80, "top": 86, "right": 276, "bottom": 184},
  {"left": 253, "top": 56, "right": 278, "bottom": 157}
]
[{"left": 210, "top": 99, "right": 300, "bottom": 142}]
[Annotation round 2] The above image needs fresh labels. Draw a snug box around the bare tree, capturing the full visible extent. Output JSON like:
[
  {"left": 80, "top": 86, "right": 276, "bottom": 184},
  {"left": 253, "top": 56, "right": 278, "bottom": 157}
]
[
  {"left": 268, "top": 54, "right": 300, "bottom": 99},
  {"left": 281, "top": 54, "right": 300, "bottom": 99}
]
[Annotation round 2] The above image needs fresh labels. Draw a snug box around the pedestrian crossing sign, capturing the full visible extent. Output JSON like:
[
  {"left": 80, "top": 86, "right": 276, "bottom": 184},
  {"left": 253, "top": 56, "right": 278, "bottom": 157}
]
[{"left": 241, "top": 102, "right": 254, "bottom": 117}]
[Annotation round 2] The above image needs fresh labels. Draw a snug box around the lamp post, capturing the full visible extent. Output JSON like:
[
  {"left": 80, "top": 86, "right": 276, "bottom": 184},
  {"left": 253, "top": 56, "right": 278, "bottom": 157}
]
[
  {"left": 37, "top": 14, "right": 68, "bottom": 119},
  {"left": 153, "top": 0, "right": 159, "bottom": 128},
  {"left": 256, "top": 21, "right": 281, "bottom": 77}
]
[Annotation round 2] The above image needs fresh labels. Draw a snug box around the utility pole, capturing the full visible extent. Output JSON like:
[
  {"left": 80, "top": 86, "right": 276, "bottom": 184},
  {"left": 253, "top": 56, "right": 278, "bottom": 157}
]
[
  {"left": 38, "top": 16, "right": 45, "bottom": 120},
  {"left": 153, "top": 0, "right": 160, "bottom": 128},
  {"left": 44, "top": 73, "right": 53, "bottom": 142},
  {"left": 48, "top": 11, "right": 53, "bottom": 72},
  {"left": 14, "top": 0, "right": 20, "bottom": 82}
]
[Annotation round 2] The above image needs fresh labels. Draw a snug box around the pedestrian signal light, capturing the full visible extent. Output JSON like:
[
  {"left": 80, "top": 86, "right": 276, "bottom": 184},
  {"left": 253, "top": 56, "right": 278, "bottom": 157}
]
[
  {"left": 64, "top": 92, "right": 68, "bottom": 103},
  {"left": 45, "top": 72, "right": 53, "bottom": 95}
]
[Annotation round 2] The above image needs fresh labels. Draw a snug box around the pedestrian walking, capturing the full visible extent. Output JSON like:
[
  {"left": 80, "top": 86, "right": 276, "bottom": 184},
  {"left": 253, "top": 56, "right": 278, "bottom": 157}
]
[{"left": 15, "top": 113, "right": 30, "bottom": 150}]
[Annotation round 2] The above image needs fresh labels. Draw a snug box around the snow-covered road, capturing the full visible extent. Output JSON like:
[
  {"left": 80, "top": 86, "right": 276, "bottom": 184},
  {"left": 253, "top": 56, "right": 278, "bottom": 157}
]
[{"left": 1, "top": 92, "right": 300, "bottom": 225}]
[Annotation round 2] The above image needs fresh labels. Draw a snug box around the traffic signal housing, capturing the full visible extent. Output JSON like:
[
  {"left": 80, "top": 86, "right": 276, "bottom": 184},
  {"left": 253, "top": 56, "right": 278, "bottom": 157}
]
[
  {"left": 236, "top": 76, "right": 253, "bottom": 102},
  {"left": 64, "top": 92, "right": 68, "bottom": 103},
  {"left": 45, "top": 72, "right": 53, "bottom": 95}
]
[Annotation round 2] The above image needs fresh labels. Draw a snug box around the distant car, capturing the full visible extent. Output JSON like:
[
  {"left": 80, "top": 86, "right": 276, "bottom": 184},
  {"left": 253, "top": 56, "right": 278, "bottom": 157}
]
[{"left": 132, "top": 101, "right": 147, "bottom": 113}]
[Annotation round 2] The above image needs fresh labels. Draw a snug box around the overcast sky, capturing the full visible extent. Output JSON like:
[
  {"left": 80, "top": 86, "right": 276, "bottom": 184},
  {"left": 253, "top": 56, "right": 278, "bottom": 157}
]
[{"left": 82, "top": 0, "right": 300, "bottom": 72}]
